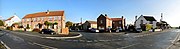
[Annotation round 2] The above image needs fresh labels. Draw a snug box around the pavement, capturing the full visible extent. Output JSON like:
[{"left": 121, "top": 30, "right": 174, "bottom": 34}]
[
  {"left": 167, "top": 29, "right": 180, "bottom": 49},
  {"left": 0, "top": 29, "right": 179, "bottom": 49}
]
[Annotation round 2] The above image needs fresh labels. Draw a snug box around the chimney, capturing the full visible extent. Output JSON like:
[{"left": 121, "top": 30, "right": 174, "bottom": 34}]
[
  {"left": 135, "top": 16, "right": 137, "bottom": 21},
  {"left": 46, "top": 10, "right": 50, "bottom": 14},
  {"left": 105, "top": 14, "right": 107, "bottom": 16},
  {"left": 122, "top": 16, "right": 124, "bottom": 19}
]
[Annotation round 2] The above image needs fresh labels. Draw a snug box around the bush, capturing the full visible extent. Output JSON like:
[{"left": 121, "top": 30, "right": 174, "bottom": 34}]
[
  {"left": 32, "top": 28, "right": 40, "bottom": 32},
  {"left": 6, "top": 27, "right": 13, "bottom": 30}
]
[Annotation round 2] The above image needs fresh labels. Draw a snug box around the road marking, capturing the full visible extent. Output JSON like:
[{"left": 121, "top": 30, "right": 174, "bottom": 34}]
[
  {"left": 15, "top": 32, "right": 42, "bottom": 38},
  {"left": 134, "top": 31, "right": 166, "bottom": 38},
  {"left": 166, "top": 32, "right": 180, "bottom": 49},
  {"left": 29, "top": 42, "right": 58, "bottom": 49},
  {"left": 118, "top": 43, "right": 139, "bottom": 49},
  {"left": 0, "top": 40, "right": 11, "bottom": 49}
]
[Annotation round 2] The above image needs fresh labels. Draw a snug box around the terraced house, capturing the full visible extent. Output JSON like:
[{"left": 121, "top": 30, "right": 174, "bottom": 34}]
[{"left": 22, "top": 10, "right": 66, "bottom": 33}]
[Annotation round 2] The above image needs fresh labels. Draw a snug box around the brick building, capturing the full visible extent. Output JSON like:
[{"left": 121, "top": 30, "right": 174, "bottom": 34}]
[
  {"left": 22, "top": 10, "right": 66, "bottom": 33},
  {"left": 97, "top": 14, "right": 126, "bottom": 32}
]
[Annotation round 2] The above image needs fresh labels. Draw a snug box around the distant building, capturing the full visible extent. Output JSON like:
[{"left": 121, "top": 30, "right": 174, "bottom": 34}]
[
  {"left": 82, "top": 21, "right": 97, "bottom": 30},
  {"left": 111, "top": 16, "right": 126, "bottom": 30},
  {"left": 4, "top": 15, "right": 21, "bottom": 27},
  {"left": 135, "top": 15, "right": 157, "bottom": 30},
  {"left": 97, "top": 14, "right": 126, "bottom": 31}
]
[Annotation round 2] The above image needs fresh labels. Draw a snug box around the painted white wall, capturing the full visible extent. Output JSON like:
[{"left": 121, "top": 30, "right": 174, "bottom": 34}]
[
  {"left": 91, "top": 24, "right": 97, "bottom": 28},
  {"left": 135, "top": 16, "right": 148, "bottom": 28},
  {"left": 5, "top": 15, "right": 21, "bottom": 26},
  {"left": 135, "top": 16, "right": 157, "bottom": 29}
]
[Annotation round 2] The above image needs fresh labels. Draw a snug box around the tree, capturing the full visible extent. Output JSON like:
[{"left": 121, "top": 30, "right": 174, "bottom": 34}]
[
  {"left": 0, "top": 20, "right": 4, "bottom": 26},
  {"left": 65, "top": 21, "right": 73, "bottom": 28},
  {"left": 44, "top": 21, "right": 49, "bottom": 29},
  {"left": 54, "top": 22, "right": 58, "bottom": 25},
  {"left": 44, "top": 21, "right": 49, "bottom": 26}
]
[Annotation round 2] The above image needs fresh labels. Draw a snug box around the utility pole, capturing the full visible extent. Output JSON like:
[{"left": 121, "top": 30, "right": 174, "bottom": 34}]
[
  {"left": 160, "top": 13, "right": 163, "bottom": 22},
  {"left": 80, "top": 17, "right": 82, "bottom": 24}
]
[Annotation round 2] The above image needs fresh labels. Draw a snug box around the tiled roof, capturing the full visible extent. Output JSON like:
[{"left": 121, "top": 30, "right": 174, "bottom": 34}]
[
  {"left": 111, "top": 18, "right": 123, "bottom": 21},
  {"left": 143, "top": 16, "right": 156, "bottom": 21},
  {"left": 5, "top": 16, "right": 15, "bottom": 21},
  {"left": 23, "top": 10, "right": 64, "bottom": 19},
  {"left": 86, "top": 21, "right": 97, "bottom": 24}
]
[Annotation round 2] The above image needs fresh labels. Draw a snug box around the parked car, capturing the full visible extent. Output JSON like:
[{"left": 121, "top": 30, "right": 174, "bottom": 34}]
[
  {"left": 90, "top": 28, "right": 99, "bottom": 33},
  {"left": 39, "top": 29, "right": 56, "bottom": 35},
  {"left": 135, "top": 28, "right": 142, "bottom": 33}
]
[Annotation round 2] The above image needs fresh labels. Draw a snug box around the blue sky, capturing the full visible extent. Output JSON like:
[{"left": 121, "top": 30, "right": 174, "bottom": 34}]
[{"left": 0, "top": 0, "right": 180, "bottom": 27}]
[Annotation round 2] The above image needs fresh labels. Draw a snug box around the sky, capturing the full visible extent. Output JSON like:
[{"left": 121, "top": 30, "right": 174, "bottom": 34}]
[{"left": 0, "top": 0, "right": 180, "bottom": 27}]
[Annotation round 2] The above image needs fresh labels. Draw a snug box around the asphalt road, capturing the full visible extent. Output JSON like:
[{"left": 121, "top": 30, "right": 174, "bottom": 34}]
[{"left": 0, "top": 29, "right": 179, "bottom": 49}]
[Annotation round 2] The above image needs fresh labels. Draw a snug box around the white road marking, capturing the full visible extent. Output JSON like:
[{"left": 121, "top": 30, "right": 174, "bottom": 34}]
[
  {"left": 118, "top": 43, "right": 139, "bottom": 49},
  {"left": 134, "top": 31, "right": 166, "bottom": 38},
  {"left": 29, "top": 42, "right": 58, "bottom": 49},
  {"left": 0, "top": 40, "right": 11, "bottom": 49},
  {"left": 166, "top": 32, "right": 180, "bottom": 49},
  {"left": 15, "top": 32, "right": 42, "bottom": 38}
]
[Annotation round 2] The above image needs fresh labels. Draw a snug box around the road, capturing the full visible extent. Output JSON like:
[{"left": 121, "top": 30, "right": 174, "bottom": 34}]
[{"left": 0, "top": 29, "right": 179, "bottom": 49}]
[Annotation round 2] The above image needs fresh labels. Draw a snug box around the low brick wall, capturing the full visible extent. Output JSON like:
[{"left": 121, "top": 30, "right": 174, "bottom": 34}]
[{"left": 60, "top": 27, "right": 69, "bottom": 35}]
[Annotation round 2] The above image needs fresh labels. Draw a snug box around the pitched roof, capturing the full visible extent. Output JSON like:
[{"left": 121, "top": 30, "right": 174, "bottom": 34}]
[
  {"left": 86, "top": 21, "right": 97, "bottom": 24},
  {"left": 143, "top": 16, "right": 156, "bottom": 21},
  {"left": 5, "top": 16, "right": 15, "bottom": 21},
  {"left": 23, "top": 10, "right": 64, "bottom": 19},
  {"left": 111, "top": 18, "right": 123, "bottom": 21}
]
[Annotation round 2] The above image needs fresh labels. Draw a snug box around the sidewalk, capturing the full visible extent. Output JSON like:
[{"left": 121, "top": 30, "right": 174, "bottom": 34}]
[{"left": 168, "top": 31, "right": 180, "bottom": 49}]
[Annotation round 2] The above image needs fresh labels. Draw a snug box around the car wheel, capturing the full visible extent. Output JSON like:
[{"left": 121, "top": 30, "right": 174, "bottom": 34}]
[
  {"left": 51, "top": 33, "right": 54, "bottom": 35},
  {"left": 41, "top": 32, "right": 44, "bottom": 34}
]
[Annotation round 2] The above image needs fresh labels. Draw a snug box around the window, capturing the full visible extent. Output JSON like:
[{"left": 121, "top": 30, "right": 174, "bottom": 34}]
[
  {"left": 33, "top": 18, "right": 36, "bottom": 22},
  {"left": 41, "top": 17, "right": 44, "bottom": 21},
  {"left": 100, "top": 20, "right": 103, "bottom": 24},
  {"left": 141, "top": 20, "right": 143, "bottom": 24},
  {"left": 27, "top": 19, "right": 30, "bottom": 22},
  {"left": 150, "top": 21, "right": 153, "bottom": 24},
  {"left": 54, "top": 16, "right": 59, "bottom": 21},
  {"left": 119, "top": 21, "right": 121, "bottom": 24},
  {"left": 49, "top": 17, "right": 53, "bottom": 21},
  {"left": 58, "top": 16, "right": 61, "bottom": 21},
  {"left": 37, "top": 18, "right": 40, "bottom": 21}
]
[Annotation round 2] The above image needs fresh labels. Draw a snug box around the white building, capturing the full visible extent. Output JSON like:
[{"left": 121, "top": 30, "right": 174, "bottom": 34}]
[
  {"left": 4, "top": 15, "right": 21, "bottom": 26},
  {"left": 135, "top": 15, "right": 157, "bottom": 29}
]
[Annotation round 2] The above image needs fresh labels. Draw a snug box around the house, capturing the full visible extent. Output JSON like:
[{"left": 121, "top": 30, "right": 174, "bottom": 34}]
[
  {"left": 82, "top": 21, "right": 97, "bottom": 30},
  {"left": 70, "top": 23, "right": 83, "bottom": 30},
  {"left": 22, "top": 10, "right": 68, "bottom": 34},
  {"left": 111, "top": 16, "right": 126, "bottom": 30},
  {"left": 135, "top": 15, "right": 157, "bottom": 30},
  {"left": 4, "top": 15, "right": 21, "bottom": 27},
  {"left": 97, "top": 14, "right": 112, "bottom": 31},
  {"left": 97, "top": 14, "right": 126, "bottom": 32}
]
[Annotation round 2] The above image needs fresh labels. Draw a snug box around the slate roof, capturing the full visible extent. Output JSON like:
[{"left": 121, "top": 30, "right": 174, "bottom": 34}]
[
  {"left": 86, "top": 21, "right": 97, "bottom": 24},
  {"left": 143, "top": 16, "right": 156, "bottom": 21},
  {"left": 111, "top": 18, "right": 123, "bottom": 21}
]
